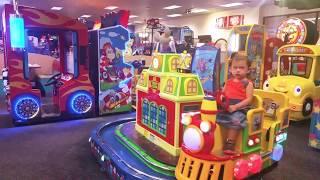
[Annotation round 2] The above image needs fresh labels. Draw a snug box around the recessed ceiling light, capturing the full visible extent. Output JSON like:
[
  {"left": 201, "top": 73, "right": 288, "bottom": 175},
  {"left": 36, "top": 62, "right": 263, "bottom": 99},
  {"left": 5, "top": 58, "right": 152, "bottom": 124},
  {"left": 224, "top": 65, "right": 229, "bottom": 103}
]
[
  {"left": 128, "top": 23, "right": 133, "bottom": 25},
  {"left": 219, "top": 2, "right": 243, "bottom": 7},
  {"left": 104, "top": 6, "right": 118, "bottom": 10},
  {"left": 80, "top": 15, "right": 91, "bottom": 18},
  {"left": 129, "top": 15, "right": 138, "bottom": 18},
  {"left": 163, "top": 5, "right": 182, "bottom": 10},
  {"left": 167, "top": 14, "right": 182, "bottom": 17},
  {"left": 51, "top": 7, "right": 63, "bottom": 11}
]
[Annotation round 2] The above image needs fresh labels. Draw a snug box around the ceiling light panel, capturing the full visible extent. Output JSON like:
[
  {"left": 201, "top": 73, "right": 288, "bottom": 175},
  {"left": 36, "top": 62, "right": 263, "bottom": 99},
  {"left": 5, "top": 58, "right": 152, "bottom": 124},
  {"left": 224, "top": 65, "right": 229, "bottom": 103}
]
[
  {"left": 163, "top": 5, "right": 182, "bottom": 10},
  {"left": 129, "top": 15, "right": 138, "bottom": 18},
  {"left": 104, "top": 6, "right": 118, "bottom": 10},
  {"left": 219, "top": 3, "right": 244, "bottom": 7},
  {"left": 80, "top": 15, "right": 91, "bottom": 18},
  {"left": 51, "top": 7, "right": 63, "bottom": 11},
  {"left": 191, "top": 8, "right": 209, "bottom": 13},
  {"left": 167, "top": 14, "right": 182, "bottom": 17}
]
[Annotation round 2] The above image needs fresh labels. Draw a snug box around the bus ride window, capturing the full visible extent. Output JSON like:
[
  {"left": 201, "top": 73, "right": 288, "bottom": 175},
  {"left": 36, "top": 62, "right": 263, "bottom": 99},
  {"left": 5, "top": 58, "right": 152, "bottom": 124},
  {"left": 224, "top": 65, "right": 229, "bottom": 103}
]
[{"left": 315, "top": 57, "right": 320, "bottom": 86}]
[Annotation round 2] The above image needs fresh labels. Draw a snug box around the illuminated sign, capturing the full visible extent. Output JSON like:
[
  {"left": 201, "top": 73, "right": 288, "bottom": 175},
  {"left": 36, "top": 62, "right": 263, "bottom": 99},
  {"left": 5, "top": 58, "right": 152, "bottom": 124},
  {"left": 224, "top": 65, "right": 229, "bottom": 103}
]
[
  {"left": 279, "top": 46, "right": 314, "bottom": 54},
  {"left": 9, "top": 15, "right": 25, "bottom": 48}
]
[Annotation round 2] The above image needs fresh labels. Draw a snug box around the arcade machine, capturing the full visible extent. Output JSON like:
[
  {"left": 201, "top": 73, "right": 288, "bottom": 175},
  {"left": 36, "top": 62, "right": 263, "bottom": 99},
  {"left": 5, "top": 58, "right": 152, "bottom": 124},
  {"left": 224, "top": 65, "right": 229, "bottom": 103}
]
[
  {"left": 262, "top": 44, "right": 320, "bottom": 146},
  {"left": 263, "top": 38, "right": 285, "bottom": 83},
  {"left": 227, "top": 24, "right": 265, "bottom": 88},
  {"left": 214, "top": 38, "right": 228, "bottom": 86},
  {"left": 88, "top": 12, "right": 133, "bottom": 116},
  {"left": 263, "top": 17, "right": 319, "bottom": 121},
  {"left": 191, "top": 44, "right": 220, "bottom": 95},
  {"left": 2, "top": 4, "right": 94, "bottom": 125},
  {"left": 89, "top": 53, "right": 205, "bottom": 179}
]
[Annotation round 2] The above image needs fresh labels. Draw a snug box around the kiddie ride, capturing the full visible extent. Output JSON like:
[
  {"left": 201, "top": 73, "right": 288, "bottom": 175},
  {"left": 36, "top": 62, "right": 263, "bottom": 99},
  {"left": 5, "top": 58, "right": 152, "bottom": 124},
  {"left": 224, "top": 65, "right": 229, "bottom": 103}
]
[
  {"left": 262, "top": 44, "right": 320, "bottom": 149},
  {"left": 2, "top": 4, "right": 94, "bottom": 125},
  {"left": 89, "top": 52, "right": 290, "bottom": 179}
]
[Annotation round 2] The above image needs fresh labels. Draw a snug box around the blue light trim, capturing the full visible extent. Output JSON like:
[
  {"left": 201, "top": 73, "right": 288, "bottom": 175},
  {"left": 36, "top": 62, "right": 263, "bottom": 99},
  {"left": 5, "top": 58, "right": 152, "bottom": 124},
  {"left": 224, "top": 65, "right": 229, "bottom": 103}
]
[
  {"left": 69, "top": 91, "right": 93, "bottom": 114},
  {"left": 9, "top": 15, "right": 26, "bottom": 48},
  {"left": 270, "top": 144, "right": 283, "bottom": 161},
  {"left": 12, "top": 94, "right": 40, "bottom": 121}
]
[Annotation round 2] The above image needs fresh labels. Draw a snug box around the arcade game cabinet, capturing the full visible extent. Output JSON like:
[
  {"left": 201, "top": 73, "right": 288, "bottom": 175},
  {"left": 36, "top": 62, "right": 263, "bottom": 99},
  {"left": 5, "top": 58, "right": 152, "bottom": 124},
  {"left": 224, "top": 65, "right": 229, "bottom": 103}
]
[
  {"left": 263, "top": 38, "right": 285, "bottom": 83},
  {"left": 228, "top": 24, "right": 265, "bottom": 88},
  {"left": 2, "top": 4, "right": 94, "bottom": 125},
  {"left": 89, "top": 25, "right": 133, "bottom": 115},
  {"left": 191, "top": 44, "right": 221, "bottom": 95}
]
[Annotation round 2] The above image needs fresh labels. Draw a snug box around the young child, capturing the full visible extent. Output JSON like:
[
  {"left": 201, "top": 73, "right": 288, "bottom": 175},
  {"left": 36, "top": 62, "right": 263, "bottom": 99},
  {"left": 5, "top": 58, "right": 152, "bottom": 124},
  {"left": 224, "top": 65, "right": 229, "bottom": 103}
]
[{"left": 217, "top": 53, "right": 254, "bottom": 154}]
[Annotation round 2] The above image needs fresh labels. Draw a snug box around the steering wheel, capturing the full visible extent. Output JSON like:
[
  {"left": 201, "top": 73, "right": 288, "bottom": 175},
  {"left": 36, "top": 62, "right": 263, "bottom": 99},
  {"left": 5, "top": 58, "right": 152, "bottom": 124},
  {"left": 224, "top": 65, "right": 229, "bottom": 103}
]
[
  {"left": 45, "top": 73, "right": 61, "bottom": 86},
  {"left": 215, "top": 91, "right": 230, "bottom": 111}
]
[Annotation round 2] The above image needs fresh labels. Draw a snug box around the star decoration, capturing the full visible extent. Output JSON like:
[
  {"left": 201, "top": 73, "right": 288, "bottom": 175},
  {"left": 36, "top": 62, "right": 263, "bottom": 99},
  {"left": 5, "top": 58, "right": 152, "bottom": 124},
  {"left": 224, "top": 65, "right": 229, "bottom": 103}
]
[{"left": 310, "top": 139, "right": 318, "bottom": 147}]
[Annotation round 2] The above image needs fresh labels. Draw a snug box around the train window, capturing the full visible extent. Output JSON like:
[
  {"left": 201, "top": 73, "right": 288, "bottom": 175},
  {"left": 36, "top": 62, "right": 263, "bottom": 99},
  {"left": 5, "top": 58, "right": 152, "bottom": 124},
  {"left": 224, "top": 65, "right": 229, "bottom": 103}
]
[
  {"left": 182, "top": 104, "right": 200, "bottom": 113},
  {"left": 142, "top": 99, "right": 149, "bottom": 125},
  {"left": 251, "top": 113, "right": 262, "bottom": 133},
  {"left": 263, "top": 98, "right": 279, "bottom": 119}
]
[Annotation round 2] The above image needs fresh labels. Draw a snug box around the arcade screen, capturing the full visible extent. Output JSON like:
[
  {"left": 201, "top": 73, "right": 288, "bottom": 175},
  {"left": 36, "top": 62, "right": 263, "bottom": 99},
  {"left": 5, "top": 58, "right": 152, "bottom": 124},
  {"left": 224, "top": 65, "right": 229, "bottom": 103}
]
[
  {"left": 239, "top": 34, "right": 248, "bottom": 51},
  {"left": 191, "top": 45, "right": 220, "bottom": 95},
  {"left": 229, "top": 33, "right": 248, "bottom": 52},
  {"left": 279, "top": 56, "right": 312, "bottom": 78}
]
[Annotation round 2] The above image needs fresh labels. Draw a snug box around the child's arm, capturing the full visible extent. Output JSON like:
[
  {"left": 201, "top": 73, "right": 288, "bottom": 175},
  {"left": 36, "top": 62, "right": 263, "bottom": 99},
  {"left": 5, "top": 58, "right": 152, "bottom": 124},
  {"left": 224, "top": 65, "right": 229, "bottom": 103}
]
[{"left": 228, "top": 81, "right": 254, "bottom": 112}]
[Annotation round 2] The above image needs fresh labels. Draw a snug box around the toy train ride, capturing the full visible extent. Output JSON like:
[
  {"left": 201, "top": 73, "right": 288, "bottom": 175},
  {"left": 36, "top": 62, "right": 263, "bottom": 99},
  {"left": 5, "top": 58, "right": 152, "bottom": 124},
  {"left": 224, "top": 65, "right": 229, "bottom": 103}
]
[{"left": 89, "top": 52, "right": 291, "bottom": 180}]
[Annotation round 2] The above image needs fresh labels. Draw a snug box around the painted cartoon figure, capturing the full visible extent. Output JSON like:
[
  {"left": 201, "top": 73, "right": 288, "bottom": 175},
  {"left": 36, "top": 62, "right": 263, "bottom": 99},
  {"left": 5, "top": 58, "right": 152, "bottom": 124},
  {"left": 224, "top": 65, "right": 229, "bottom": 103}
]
[
  {"left": 100, "top": 42, "right": 119, "bottom": 82},
  {"left": 102, "top": 83, "right": 131, "bottom": 110}
]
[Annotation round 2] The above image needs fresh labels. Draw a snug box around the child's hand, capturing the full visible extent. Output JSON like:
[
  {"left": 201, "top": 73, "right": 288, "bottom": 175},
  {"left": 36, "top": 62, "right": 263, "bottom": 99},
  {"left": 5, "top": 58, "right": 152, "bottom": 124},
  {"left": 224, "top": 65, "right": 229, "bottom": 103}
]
[{"left": 228, "top": 105, "right": 238, "bottom": 113}]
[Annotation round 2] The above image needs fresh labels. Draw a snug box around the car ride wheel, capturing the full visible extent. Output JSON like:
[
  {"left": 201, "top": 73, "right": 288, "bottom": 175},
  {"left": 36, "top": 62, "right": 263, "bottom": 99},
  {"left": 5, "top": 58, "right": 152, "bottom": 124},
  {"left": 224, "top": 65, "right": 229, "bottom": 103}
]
[{"left": 302, "top": 98, "right": 313, "bottom": 117}]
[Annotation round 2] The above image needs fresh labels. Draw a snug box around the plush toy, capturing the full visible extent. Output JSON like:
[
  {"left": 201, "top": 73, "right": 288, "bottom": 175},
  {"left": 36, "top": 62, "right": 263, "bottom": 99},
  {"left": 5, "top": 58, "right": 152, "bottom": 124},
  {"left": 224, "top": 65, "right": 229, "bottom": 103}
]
[
  {"left": 124, "top": 38, "right": 134, "bottom": 56},
  {"left": 154, "top": 26, "right": 176, "bottom": 53}
]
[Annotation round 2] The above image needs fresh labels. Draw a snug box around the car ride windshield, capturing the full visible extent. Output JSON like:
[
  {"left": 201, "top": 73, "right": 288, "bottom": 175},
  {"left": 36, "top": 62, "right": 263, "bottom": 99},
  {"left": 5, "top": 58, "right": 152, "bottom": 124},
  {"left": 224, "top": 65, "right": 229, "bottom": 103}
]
[{"left": 279, "top": 56, "right": 313, "bottom": 79}]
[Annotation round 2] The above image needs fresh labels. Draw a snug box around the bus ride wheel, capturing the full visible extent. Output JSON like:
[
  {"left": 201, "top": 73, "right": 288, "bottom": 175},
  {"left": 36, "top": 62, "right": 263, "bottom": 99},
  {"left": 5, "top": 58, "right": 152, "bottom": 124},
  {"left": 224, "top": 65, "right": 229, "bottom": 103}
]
[{"left": 302, "top": 98, "right": 313, "bottom": 117}]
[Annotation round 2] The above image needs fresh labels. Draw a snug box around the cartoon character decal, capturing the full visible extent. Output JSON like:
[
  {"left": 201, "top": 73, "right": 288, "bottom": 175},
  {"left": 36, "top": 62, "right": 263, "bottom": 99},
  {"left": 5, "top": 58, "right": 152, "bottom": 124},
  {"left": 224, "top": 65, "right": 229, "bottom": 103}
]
[
  {"left": 191, "top": 45, "right": 220, "bottom": 95},
  {"left": 98, "top": 26, "right": 133, "bottom": 114}
]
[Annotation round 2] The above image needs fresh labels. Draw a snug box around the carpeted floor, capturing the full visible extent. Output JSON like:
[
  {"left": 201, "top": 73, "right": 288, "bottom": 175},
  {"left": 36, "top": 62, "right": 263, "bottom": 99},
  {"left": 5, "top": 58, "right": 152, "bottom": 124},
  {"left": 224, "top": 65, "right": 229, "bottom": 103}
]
[{"left": 0, "top": 113, "right": 319, "bottom": 180}]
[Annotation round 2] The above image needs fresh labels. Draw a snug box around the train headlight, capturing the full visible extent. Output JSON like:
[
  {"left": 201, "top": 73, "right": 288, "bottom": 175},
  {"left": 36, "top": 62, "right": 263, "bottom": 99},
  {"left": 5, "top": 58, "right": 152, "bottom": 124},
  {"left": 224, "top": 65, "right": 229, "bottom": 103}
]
[
  {"left": 248, "top": 139, "right": 254, "bottom": 146},
  {"left": 200, "top": 121, "right": 211, "bottom": 133},
  {"left": 183, "top": 126, "right": 204, "bottom": 152}
]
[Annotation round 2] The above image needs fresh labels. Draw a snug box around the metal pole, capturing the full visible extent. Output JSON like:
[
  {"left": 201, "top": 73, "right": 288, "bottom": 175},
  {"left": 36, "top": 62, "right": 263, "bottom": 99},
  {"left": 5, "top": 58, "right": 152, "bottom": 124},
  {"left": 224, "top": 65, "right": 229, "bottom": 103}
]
[{"left": 13, "top": 0, "right": 20, "bottom": 16}]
